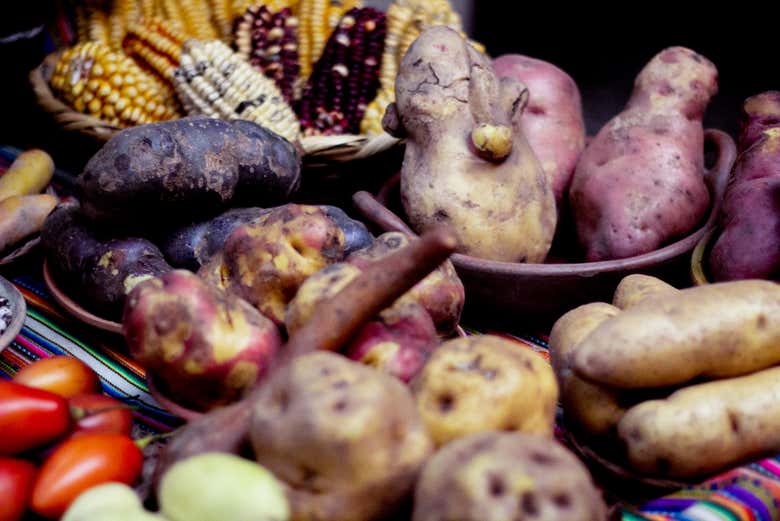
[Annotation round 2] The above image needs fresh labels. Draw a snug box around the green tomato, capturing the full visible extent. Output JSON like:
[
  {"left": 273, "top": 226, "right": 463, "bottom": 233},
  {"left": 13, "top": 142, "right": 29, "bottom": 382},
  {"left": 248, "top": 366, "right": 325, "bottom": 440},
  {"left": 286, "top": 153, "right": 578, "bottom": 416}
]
[
  {"left": 159, "top": 452, "right": 289, "bottom": 521},
  {"left": 62, "top": 483, "right": 167, "bottom": 521}
]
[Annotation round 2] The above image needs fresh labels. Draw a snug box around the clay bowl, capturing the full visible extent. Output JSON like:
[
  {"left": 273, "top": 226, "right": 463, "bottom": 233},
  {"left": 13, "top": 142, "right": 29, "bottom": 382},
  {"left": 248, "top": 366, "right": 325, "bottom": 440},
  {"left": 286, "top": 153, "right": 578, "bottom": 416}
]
[
  {"left": 42, "top": 259, "right": 124, "bottom": 334},
  {"left": 0, "top": 275, "right": 27, "bottom": 353},
  {"left": 145, "top": 374, "right": 206, "bottom": 422},
  {"left": 353, "top": 129, "right": 737, "bottom": 330}
]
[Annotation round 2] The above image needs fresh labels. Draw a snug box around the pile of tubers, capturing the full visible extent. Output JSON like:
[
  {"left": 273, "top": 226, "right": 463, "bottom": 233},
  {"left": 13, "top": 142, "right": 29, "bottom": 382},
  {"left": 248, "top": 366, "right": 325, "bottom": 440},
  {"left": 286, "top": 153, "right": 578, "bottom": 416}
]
[{"left": 551, "top": 274, "right": 780, "bottom": 479}]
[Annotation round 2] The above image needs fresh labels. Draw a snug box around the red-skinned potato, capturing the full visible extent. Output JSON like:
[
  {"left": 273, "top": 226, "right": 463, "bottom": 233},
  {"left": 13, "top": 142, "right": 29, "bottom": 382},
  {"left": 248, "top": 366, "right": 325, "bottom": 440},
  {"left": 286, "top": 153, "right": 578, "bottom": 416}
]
[
  {"left": 123, "top": 270, "right": 281, "bottom": 411},
  {"left": 493, "top": 54, "right": 586, "bottom": 206},
  {"left": 286, "top": 262, "right": 439, "bottom": 382},
  {"left": 569, "top": 46, "right": 718, "bottom": 261},
  {"left": 347, "top": 232, "right": 464, "bottom": 335},
  {"left": 200, "top": 204, "right": 356, "bottom": 325},
  {"left": 710, "top": 91, "right": 780, "bottom": 281}
]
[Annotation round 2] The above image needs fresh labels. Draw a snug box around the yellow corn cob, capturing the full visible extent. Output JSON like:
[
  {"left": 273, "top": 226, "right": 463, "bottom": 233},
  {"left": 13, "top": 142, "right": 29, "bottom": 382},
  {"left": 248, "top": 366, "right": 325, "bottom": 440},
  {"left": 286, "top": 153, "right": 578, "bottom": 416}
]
[
  {"left": 108, "top": 0, "right": 141, "bottom": 50},
  {"left": 50, "top": 42, "right": 179, "bottom": 127},
  {"left": 173, "top": 39, "right": 300, "bottom": 142},
  {"left": 178, "top": 0, "right": 219, "bottom": 39},
  {"left": 296, "top": 0, "right": 362, "bottom": 80},
  {"left": 141, "top": 0, "right": 157, "bottom": 18},
  {"left": 74, "top": 4, "right": 91, "bottom": 43},
  {"left": 88, "top": 7, "right": 111, "bottom": 44},
  {"left": 207, "top": 0, "right": 233, "bottom": 40},
  {"left": 124, "top": 18, "right": 185, "bottom": 83}
]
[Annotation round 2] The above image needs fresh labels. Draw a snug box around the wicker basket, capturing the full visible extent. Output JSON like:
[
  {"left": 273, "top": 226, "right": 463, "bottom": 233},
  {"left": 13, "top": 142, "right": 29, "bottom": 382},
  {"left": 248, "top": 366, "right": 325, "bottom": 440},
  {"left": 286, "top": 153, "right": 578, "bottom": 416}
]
[{"left": 30, "top": 51, "right": 401, "bottom": 163}]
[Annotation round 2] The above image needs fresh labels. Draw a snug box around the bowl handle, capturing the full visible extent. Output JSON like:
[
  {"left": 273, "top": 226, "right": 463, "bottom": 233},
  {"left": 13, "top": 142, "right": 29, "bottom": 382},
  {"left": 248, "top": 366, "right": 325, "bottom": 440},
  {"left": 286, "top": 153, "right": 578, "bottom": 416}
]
[
  {"left": 352, "top": 189, "right": 418, "bottom": 237},
  {"left": 702, "top": 128, "right": 737, "bottom": 229}
]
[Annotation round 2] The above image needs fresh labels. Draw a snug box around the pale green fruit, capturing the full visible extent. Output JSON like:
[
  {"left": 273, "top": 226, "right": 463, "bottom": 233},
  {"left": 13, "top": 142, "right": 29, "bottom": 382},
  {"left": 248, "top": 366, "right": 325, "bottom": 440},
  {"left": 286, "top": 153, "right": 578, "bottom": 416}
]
[
  {"left": 62, "top": 483, "right": 167, "bottom": 521},
  {"left": 159, "top": 452, "right": 290, "bottom": 521}
]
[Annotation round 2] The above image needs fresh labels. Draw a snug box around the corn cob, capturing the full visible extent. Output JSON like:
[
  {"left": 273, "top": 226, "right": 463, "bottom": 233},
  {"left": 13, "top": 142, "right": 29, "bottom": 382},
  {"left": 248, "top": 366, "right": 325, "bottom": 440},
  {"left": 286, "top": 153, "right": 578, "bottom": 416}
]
[
  {"left": 178, "top": 0, "right": 219, "bottom": 39},
  {"left": 234, "top": 5, "right": 300, "bottom": 102},
  {"left": 296, "top": 0, "right": 363, "bottom": 80},
  {"left": 141, "top": 0, "right": 157, "bottom": 19},
  {"left": 108, "top": 0, "right": 141, "bottom": 50},
  {"left": 123, "top": 18, "right": 185, "bottom": 86},
  {"left": 173, "top": 39, "right": 300, "bottom": 142},
  {"left": 297, "top": 7, "right": 385, "bottom": 135},
  {"left": 50, "top": 42, "right": 179, "bottom": 127},
  {"left": 87, "top": 6, "right": 111, "bottom": 45},
  {"left": 207, "top": 0, "right": 233, "bottom": 40}
]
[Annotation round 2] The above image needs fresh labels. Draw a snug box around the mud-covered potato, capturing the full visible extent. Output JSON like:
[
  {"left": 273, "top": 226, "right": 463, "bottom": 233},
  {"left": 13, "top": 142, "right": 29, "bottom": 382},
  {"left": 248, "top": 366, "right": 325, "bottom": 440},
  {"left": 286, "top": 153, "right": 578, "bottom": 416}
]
[
  {"left": 42, "top": 203, "right": 171, "bottom": 319},
  {"left": 249, "top": 352, "right": 433, "bottom": 521},
  {"left": 124, "top": 270, "right": 281, "bottom": 410},
  {"left": 200, "top": 204, "right": 361, "bottom": 325},
  {"left": 386, "top": 26, "right": 556, "bottom": 263},
  {"left": 413, "top": 432, "right": 607, "bottom": 521},
  {"left": 413, "top": 335, "right": 558, "bottom": 447},
  {"left": 347, "top": 232, "right": 464, "bottom": 335},
  {"left": 286, "top": 262, "right": 439, "bottom": 382},
  {"left": 79, "top": 117, "right": 301, "bottom": 225}
]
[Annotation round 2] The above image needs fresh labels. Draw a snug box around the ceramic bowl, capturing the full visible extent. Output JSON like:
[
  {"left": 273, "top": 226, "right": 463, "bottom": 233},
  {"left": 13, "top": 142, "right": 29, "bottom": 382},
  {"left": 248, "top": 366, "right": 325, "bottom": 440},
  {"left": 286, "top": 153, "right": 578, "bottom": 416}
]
[
  {"left": 42, "top": 259, "right": 123, "bottom": 334},
  {"left": 0, "top": 275, "right": 26, "bottom": 352},
  {"left": 353, "top": 129, "right": 737, "bottom": 329}
]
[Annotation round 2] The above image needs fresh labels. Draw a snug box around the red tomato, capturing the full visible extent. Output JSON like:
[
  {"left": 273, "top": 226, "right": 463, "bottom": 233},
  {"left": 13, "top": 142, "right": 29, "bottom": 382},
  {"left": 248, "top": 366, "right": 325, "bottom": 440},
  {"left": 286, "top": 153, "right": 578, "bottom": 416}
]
[
  {"left": 0, "top": 458, "right": 37, "bottom": 521},
  {"left": 13, "top": 356, "right": 100, "bottom": 398},
  {"left": 68, "top": 394, "right": 133, "bottom": 437},
  {"left": 0, "top": 381, "right": 70, "bottom": 456},
  {"left": 30, "top": 433, "right": 143, "bottom": 519}
]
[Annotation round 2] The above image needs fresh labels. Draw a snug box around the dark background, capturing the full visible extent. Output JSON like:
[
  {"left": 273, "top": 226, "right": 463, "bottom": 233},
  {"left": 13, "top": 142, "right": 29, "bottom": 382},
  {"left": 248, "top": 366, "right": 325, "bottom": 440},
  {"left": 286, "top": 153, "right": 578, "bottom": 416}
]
[{"left": 1, "top": 4, "right": 778, "bottom": 174}]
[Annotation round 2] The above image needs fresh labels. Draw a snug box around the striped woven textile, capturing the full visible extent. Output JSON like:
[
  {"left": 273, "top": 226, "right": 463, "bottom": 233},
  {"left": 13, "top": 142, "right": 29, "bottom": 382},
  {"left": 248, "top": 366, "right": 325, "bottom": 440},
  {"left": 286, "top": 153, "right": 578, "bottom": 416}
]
[{"left": 3, "top": 147, "right": 780, "bottom": 521}]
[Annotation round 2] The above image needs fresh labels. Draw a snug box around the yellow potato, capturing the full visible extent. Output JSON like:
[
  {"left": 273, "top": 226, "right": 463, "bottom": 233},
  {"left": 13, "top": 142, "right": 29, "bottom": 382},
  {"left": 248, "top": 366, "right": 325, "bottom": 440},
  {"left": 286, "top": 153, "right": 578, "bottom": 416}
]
[
  {"left": 0, "top": 149, "right": 54, "bottom": 201},
  {"left": 574, "top": 280, "right": 780, "bottom": 388},
  {"left": 549, "top": 302, "right": 624, "bottom": 436},
  {"left": 413, "top": 335, "right": 558, "bottom": 446},
  {"left": 619, "top": 365, "right": 780, "bottom": 478},
  {"left": 0, "top": 194, "right": 58, "bottom": 251},
  {"left": 612, "top": 274, "right": 678, "bottom": 310}
]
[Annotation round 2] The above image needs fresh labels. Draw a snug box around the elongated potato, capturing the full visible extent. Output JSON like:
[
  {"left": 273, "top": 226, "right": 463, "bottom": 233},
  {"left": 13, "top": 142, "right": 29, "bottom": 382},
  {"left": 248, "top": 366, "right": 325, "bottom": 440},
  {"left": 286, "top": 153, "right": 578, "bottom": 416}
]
[
  {"left": 611, "top": 274, "right": 678, "bottom": 310},
  {"left": 0, "top": 194, "right": 58, "bottom": 251},
  {"left": 619, "top": 365, "right": 780, "bottom": 478},
  {"left": 549, "top": 302, "right": 623, "bottom": 436},
  {"left": 573, "top": 280, "right": 780, "bottom": 388},
  {"left": 0, "top": 150, "right": 54, "bottom": 201}
]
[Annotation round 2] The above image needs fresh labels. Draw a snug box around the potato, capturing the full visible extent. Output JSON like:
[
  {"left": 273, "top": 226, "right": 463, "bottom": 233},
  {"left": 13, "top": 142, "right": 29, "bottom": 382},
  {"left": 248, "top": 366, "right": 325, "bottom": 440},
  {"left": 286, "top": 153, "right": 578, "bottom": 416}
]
[
  {"left": 79, "top": 117, "right": 300, "bottom": 225},
  {"left": 347, "top": 232, "right": 464, "bottom": 335},
  {"left": 573, "top": 280, "right": 780, "bottom": 388},
  {"left": 710, "top": 91, "right": 780, "bottom": 281},
  {"left": 159, "top": 453, "right": 289, "bottom": 521},
  {"left": 159, "top": 207, "right": 268, "bottom": 270},
  {"left": 42, "top": 203, "right": 172, "bottom": 319},
  {"left": 199, "top": 204, "right": 355, "bottom": 325},
  {"left": 492, "top": 55, "right": 586, "bottom": 206},
  {"left": 62, "top": 483, "right": 165, "bottom": 521},
  {"left": 287, "top": 261, "right": 439, "bottom": 382},
  {"left": 549, "top": 303, "right": 624, "bottom": 436},
  {"left": 124, "top": 270, "right": 282, "bottom": 410},
  {"left": 569, "top": 47, "right": 718, "bottom": 261},
  {"left": 413, "top": 432, "right": 607, "bottom": 521},
  {"left": 0, "top": 149, "right": 54, "bottom": 202},
  {"left": 384, "top": 26, "right": 556, "bottom": 263},
  {"left": 0, "top": 194, "right": 58, "bottom": 252},
  {"left": 618, "top": 365, "right": 780, "bottom": 478},
  {"left": 612, "top": 274, "right": 678, "bottom": 309},
  {"left": 249, "top": 352, "right": 433, "bottom": 521},
  {"left": 413, "top": 335, "right": 557, "bottom": 447}
]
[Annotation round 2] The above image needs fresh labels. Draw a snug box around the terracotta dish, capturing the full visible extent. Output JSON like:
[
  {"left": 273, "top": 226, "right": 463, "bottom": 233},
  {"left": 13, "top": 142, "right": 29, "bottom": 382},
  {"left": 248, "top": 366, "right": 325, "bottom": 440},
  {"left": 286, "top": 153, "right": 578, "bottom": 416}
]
[
  {"left": 353, "top": 129, "right": 737, "bottom": 329},
  {"left": 42, "top": 259, "right": 123, "bottom": 334}
]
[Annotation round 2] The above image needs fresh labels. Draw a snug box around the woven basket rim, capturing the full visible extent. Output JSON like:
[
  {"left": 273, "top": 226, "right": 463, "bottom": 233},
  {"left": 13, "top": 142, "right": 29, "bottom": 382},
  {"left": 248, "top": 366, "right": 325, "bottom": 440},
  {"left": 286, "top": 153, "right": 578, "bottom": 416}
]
[{"left": 30, "top": 50, "right": 402, "bottom": 161}]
